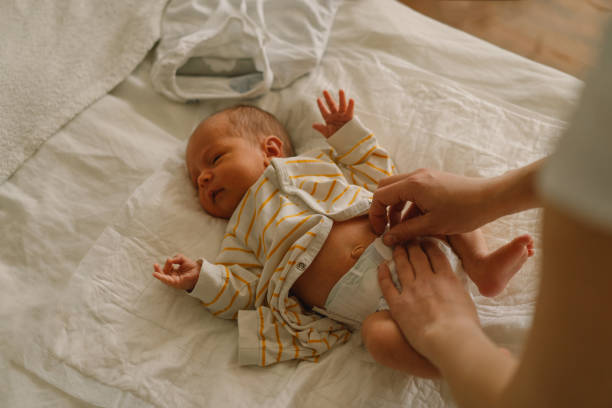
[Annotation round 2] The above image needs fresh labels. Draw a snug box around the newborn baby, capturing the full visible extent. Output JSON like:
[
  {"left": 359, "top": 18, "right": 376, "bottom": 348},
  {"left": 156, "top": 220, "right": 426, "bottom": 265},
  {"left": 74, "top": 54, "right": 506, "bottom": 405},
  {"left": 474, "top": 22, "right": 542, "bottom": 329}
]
[{"left": 153, "top": 90, "right": 533, "bottom": 376}]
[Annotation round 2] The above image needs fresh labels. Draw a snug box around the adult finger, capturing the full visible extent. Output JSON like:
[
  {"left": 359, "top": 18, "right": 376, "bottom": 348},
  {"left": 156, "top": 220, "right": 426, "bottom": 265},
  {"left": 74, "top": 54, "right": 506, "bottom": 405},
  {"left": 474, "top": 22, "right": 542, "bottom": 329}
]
[
  {"left": 370, "top": 180, "right": 412, "bottom": 234},
  {"left": 407, "top": 241, "right": 434, "bottom": 277},
  {"left": 388, "top": 201, "right": 405, "bottom": 228},
  {"left": 369, "top": 198, "right": 389, "bottom": 235},
  {"left": 384, "top": 213, "right": 436, "bottom": 245},
  {"left": 370, "top": 174, "right": 422, "bottom": 236},
  {"left": 372, "top": 178, "right": 416, "bottom": 210},
  {"left": 422, "top": 240, "right": 454, "bottom": 278},
  {"left": 378, "top": 262, "right": 399, "bottom": 303},
  {"left": 402, "top": 202, "right": 423, "bottom": 221},
  {"left": 376, "top": 173, "right": 412, "bottom": 188},
  {"left": 392, "top": 244, "right": 415, "bottom": 288}
]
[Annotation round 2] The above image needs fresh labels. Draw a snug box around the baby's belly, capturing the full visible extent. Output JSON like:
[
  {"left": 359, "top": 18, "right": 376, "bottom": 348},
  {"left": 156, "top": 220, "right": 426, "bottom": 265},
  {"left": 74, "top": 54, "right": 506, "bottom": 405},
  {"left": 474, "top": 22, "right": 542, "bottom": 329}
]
[{"left": 291, "top": 215, "right": 378, "bottom": 308}]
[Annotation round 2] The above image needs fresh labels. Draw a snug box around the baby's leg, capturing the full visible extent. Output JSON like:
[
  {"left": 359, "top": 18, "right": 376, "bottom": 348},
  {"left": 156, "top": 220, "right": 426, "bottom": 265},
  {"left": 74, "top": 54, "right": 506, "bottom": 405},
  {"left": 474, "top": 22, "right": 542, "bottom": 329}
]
[
  {"left": 361, "top": 311, "right": 440, "bottom": 378},
  {"left": 448, "top": 230, "right": 534, "bottom": 297}
]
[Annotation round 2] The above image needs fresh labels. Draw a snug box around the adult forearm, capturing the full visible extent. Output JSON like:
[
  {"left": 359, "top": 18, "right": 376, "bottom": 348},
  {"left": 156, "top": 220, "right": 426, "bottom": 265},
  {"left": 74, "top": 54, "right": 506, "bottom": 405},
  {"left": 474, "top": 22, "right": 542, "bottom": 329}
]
[
  {"left": 484, "top": 159, "right": 544, "bottom": 223},
  {"left": 427, "top": 323, "right": 518, "bottom": 408}
]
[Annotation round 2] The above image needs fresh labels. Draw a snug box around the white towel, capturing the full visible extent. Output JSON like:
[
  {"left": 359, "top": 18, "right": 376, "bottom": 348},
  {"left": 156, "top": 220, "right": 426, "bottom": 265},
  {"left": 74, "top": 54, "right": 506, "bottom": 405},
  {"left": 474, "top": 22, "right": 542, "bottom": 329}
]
[
  {"left": 151, "top": 0, "right": 343, "bottom": 102},
  {"left": 0, "top": 0, "right": 169, "bottom": 184}
]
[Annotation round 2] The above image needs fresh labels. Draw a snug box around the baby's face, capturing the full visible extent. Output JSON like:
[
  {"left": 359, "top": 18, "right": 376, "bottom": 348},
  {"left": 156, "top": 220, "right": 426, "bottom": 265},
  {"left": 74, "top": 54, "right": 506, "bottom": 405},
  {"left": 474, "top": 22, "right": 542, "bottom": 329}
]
[{"left": 186, "top": 114, "right": 270, "bottom": 218}]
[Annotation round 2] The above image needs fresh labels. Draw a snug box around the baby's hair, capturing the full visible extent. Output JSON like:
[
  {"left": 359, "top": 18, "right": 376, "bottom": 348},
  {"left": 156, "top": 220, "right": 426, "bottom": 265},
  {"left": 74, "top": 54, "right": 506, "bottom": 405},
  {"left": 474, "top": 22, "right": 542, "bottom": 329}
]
[{"left": 219, "top": 105, "right": 294, "bottom": 157}]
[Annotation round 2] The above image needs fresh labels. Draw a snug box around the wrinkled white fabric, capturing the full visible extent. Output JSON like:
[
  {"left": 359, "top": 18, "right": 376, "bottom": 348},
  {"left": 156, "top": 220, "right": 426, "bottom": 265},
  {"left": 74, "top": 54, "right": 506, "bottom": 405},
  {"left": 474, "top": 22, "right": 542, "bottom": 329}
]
[{"left": 151, "top": 0, "right": 343, "bottom": 102}]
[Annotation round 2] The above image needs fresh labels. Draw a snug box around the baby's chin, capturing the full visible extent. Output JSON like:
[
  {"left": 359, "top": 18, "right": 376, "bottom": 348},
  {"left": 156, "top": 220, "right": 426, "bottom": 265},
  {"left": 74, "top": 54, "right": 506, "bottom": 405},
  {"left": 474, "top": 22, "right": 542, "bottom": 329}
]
[
  {"left": 203, "top": 198, "right": 240, "bottom": 219},
  {"left": 202, "top": 206, "right": 233, "bottom": 219}
]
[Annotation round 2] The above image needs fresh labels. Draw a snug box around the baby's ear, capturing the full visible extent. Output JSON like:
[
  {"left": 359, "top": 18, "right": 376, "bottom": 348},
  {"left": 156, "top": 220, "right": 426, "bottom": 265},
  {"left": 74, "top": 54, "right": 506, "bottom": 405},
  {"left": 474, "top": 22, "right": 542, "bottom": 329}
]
[{"left": 262, "top": 135, "right": 284, "bottom": 160}]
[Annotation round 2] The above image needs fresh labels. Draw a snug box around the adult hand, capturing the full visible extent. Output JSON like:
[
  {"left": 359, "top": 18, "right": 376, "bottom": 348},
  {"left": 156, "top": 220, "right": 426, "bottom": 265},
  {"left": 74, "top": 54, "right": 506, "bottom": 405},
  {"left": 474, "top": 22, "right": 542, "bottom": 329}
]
[
  {"left": 369, "top": 169, "right": 496, "bottom": 244},
  {"left": 378, "top": 240, "right": 480, "bottom": 363}
]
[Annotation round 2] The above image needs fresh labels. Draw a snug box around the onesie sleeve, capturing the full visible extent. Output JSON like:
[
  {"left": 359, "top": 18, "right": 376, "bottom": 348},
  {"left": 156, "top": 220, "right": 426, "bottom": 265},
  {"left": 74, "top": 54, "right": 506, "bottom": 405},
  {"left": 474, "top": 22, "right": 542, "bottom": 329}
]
[
  {"left": 188, "top": 233, "right": 262, "bottom": 319},
  {"left": 538, "top": 23, "right": 612, "bottom": 231},
  {"left": 326, "top": 116, "right": 396, "bottom": 192}
]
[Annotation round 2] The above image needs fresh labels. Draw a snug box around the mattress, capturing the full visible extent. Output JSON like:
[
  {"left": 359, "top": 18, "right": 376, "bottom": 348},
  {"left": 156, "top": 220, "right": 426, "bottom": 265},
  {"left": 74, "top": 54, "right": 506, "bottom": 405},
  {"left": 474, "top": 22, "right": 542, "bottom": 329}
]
[{"left": 0, "top": 1, "right": 582, "bottom": 407}]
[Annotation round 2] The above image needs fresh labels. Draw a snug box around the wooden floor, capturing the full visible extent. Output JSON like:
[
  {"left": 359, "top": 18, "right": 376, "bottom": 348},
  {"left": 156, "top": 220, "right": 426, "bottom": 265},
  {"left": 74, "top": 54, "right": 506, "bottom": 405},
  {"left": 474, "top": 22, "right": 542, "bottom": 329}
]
[{"left": 398, "top": 0, "right": 612, "bottom": 79}]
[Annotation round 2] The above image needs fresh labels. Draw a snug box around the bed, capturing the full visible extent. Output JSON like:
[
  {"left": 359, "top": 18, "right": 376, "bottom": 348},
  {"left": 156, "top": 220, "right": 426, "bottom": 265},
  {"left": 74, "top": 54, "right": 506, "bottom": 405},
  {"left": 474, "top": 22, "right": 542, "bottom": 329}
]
[{"left": 0, "top": 0, "right": 581, "bottom": 407}]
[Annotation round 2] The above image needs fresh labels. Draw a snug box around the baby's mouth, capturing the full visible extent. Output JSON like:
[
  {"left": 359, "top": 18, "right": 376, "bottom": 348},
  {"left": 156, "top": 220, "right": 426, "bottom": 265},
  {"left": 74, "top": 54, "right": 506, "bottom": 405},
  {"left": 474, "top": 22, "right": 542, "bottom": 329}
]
[{"left": 210, "top": 188, "right": 223, "bottom": 203}]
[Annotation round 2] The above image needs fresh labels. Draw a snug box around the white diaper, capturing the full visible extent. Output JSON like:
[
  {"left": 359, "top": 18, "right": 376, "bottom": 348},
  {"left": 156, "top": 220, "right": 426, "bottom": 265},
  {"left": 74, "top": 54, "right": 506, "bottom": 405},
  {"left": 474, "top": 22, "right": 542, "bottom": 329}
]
[{"left": 313, "top": 237, "right": 463, "bottom": 329}]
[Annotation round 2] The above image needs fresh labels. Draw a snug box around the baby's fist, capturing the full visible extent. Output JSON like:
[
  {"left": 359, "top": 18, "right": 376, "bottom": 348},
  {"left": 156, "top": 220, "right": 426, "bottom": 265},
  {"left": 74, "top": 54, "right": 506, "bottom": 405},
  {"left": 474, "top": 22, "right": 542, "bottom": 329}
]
[{"left": 153, "top": 254, "right": 201, "bottom": 292}]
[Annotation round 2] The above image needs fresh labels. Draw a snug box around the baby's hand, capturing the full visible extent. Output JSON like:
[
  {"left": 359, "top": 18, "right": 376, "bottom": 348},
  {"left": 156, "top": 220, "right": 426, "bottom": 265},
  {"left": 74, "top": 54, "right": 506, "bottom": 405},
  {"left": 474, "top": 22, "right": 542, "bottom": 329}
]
[
  {"left": 153, "top": 254, "right": 200, "bottom": 292},
  {"left": 313, "top": 89, "right": 355, "bottom": 138}
]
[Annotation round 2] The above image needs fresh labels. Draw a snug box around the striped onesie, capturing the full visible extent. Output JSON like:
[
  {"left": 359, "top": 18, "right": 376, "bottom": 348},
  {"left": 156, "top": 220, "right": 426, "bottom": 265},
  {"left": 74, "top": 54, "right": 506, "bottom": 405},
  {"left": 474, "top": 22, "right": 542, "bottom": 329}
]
[{"left": 188, "top": 117, "right": 395, "bottom": 366}]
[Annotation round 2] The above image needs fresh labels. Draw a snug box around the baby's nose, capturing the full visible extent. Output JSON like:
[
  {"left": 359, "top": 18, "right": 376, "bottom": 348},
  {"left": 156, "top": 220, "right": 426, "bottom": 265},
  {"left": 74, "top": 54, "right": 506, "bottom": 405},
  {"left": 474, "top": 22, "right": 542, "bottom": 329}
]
[{"left": 197, "top": 170, "right": 212, "bottom": 187}]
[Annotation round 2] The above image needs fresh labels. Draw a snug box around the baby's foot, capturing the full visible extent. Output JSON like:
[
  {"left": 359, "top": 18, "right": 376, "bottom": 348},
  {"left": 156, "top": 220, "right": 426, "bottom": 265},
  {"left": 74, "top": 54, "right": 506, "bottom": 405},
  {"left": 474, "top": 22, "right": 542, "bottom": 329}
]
[{"left": 466, "top": 234, "right": 534, "bottom": 297}]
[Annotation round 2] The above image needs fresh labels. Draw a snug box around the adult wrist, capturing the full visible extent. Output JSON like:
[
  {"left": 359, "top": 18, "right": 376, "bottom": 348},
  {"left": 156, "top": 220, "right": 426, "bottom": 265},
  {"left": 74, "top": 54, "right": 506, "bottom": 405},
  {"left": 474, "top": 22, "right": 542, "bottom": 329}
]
[
  {"left": 420, "top": 318, "right": 484, "bottom": 368},
  {"left": 426, "top": 320, "right": 518, "bottom": 408},
  {"left": 481, "top": 174, "right": 517, "bottom": 223},
  {"left": 483, "top": 161, "right": 542, "bottom": 223}
]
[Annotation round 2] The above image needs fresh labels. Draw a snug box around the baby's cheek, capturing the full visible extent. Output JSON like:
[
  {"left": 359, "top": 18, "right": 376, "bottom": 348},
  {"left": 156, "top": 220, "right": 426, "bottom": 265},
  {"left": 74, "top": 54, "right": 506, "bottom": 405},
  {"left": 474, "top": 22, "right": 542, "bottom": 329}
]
[{"left": 198, "top": 194, "right": 208, "bottom": 212}]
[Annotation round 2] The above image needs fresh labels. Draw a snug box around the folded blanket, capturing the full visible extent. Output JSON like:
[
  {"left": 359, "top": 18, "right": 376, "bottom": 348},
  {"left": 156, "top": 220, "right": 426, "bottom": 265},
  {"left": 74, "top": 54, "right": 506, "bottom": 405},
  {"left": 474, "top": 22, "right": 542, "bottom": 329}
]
[
  {"left": 151, "top": 0, "right": 343, "bottom": 102},
  {"left": 0, "top": 0, "right": 169, "bottom": 184}
]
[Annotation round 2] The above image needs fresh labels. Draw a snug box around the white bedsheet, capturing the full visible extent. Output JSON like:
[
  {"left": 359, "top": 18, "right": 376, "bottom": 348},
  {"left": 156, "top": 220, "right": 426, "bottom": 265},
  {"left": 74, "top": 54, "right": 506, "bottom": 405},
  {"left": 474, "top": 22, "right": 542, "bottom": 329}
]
[{"left": 1, "top": 1, "right": 581, "bottom": 407}]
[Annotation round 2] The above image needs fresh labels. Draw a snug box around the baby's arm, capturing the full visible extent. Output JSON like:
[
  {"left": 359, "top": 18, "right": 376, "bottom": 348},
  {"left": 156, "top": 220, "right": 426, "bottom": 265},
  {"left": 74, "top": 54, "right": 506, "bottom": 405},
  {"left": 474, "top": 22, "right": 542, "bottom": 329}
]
[
  {"left": 314, "top": 90, "right": 395, "bottom": 192},
  {"left": 153, "top": 249, "right": 261, "bottom": 319}
]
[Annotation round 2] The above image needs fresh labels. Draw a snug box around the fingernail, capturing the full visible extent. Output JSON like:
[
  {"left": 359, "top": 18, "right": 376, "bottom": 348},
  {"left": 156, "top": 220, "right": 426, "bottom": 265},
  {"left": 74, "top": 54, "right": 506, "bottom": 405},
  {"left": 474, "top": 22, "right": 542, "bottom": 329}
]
[{"left": 383, "top": 234, "right": 396, "bottom": 245}]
